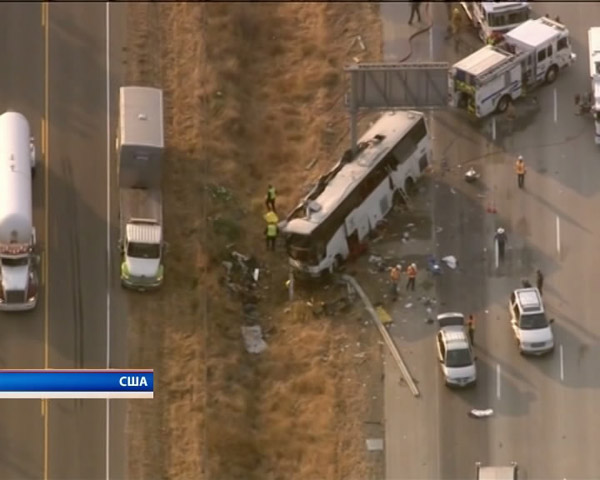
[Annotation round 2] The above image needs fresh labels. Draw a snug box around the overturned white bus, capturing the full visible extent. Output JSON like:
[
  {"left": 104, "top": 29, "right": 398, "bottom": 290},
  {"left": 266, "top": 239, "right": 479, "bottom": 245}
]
[{"left": 283, "top": 111, "right": 432, "bottom": 277}]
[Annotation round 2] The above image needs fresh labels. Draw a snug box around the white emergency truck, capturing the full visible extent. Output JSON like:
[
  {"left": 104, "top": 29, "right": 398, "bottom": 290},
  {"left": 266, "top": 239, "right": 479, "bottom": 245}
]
[
  {"left": 461, "top": 1, "right": 530, "bottom": 43},
  {"left": 588, "top": 27, "right": 600, "bottom": 144},
  {"left": 449, "top": 17, "right": 575, "bottom": 118},
  {"left": 0, "top": 111, "right": 39, "bottom": 311}
]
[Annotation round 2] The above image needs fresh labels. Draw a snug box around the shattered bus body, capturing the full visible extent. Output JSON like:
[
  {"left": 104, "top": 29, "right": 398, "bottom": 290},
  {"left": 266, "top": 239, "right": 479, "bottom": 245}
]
[{"left": 283, "top": 111, "right": 432, "bottom": 277}]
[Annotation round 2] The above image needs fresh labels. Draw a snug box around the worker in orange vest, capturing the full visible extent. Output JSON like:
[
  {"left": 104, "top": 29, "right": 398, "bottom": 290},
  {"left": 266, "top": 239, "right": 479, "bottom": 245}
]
[
  {"left": 389, "top": 264, "right": 401, "bottom": 301},
  {"left": 406, "top": 263, "right": 417, "bottom": 291},
  {"left": 515, "top": 156, "right": 526, "bottom": 189}
]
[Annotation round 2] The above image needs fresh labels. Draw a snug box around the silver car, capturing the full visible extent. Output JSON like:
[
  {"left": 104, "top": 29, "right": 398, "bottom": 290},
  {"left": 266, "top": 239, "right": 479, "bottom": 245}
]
[{"left": 436, "top": 313, "right": 477, "bottom": 387}]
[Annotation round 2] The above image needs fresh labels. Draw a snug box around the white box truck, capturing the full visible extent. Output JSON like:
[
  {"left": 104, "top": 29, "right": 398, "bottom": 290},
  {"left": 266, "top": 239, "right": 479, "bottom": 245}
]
[
  {"left": 0, "top": 111, "right": 39, "bottom": 310},
  {"left": 588, "top": 27, "right": 600, "bottom": 144},
  {"left": 117, "top": 86, "right": 165, "bottom": 291}
]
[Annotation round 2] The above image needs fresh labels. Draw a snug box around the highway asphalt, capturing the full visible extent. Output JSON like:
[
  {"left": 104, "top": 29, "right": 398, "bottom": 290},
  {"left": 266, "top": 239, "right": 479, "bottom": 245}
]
[
  {"left": 384, "top": 2, "right": 600, "bottom": 479},
  {"left": 0, "top": 3, "right": 127, "bottom": 479},
  {"left": 0, "top": 3, "right": 47, "bottom": 478}
]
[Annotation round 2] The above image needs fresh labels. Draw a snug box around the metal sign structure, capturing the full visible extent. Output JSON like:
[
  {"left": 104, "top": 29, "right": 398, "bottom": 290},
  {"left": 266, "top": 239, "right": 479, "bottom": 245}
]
[{"left": 345, "top": 62, "right": 450, "bottom": 151}]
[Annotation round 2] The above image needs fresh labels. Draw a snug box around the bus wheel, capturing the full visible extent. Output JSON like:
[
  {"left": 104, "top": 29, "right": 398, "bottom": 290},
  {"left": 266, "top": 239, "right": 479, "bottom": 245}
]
[
  {"left": 496, "top": 95, "right": 511, "bottom": 113},
  {"left": 545, "top": 65, "right": 558, "bottom": 84}
]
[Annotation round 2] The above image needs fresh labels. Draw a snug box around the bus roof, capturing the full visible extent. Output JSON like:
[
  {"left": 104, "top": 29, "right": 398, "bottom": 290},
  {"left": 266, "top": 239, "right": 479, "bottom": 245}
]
[{"left": 285, "top": 111, "right": 424, "bottom": 236}]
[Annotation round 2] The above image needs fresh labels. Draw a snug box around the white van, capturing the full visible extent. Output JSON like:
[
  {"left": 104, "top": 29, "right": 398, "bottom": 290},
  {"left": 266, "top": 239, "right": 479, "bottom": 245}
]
[{"left": 509, "top": 288, "right": 554, "bottom": 355}]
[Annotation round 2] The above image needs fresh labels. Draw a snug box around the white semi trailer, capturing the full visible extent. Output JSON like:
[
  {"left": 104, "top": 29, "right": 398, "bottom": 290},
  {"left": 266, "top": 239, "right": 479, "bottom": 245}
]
[
  {"left": 0, "top": 111, "right": 39, "bottom": 311},
  {"left": 117, "top": 86, "right": 165, "bottom": 291}
]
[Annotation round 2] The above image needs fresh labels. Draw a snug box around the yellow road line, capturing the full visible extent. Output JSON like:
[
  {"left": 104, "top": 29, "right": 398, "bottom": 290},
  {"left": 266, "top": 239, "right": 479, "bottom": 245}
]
[
  {"left": 43, "top": 3, "right": 49, "bottom": 480},
  {"left": 41, "top": 118, "right": 45, "bottom": 156}
]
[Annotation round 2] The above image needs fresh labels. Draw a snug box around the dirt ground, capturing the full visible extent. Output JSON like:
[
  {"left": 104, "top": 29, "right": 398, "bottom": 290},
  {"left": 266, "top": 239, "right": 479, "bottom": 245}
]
[{"left": 124, "top": 3, "right": 385, "bottom": 479}]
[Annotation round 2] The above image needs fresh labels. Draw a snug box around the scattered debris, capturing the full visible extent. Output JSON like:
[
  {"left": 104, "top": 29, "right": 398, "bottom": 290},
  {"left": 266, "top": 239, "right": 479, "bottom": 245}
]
[
  {"left": 442, "top": 255, "right": 458, "bottom": 269},
  {"left": 469, "top": 408, "right": 494, "bottom": 418},
  {"left": 365, "top": 438, "right": 384, "bottom": 451},
  {"left": 241, "top": 325, "right": 268, "bottom": 354},
  {"left": 464, "top": 167, "right": 480, "bottom": 183},
  {"left": 206, "top": 183, "right": 233, "bottom": 202},
  {"left": 305, "top": 157, "right": 319, "bottom": 170},
  {"left": 435, "top": 226, "right": 443, "bottom": 234},
  {"left": 427, "top": 256, "right": 442, "bottom": 275},
  {"left": 375, "top": 305, "right": 393, "bottom": 325},
  {"left": 404, "top": 303, "right": 413, "bottom": 309},
  {"left": 368, "top": 254, "right": 386, "bottom": 272}
]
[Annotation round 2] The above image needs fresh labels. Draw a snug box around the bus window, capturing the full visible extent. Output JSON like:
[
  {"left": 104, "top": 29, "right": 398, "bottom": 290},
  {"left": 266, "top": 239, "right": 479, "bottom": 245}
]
[{"left": 407, "top": 118, "right": 427, "bottom": 145}]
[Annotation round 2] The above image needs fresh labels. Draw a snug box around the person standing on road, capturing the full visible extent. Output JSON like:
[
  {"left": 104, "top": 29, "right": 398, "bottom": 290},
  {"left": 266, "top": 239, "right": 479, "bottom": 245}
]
[
  {"left": 406, "top": 263, "right": 417, "bottom": 291},
  {"left": 265, "top": 221, "right": 278, "bottom": 251},
  {"left": 515, "top": 156, "right": 526, "bottom": 189},
  {"left": 451, "top": 7, "right": 463, "bottom": 52},
  {"left": 265, "top": 184, "right": 277, "bottom": 212},
  {"left": 506, "top": 101, "right": 516, "bottom": 132},
  {"left": 467, "top": 314, "right": 475, "bottom": 346},
  {"left": 389, "top": 264, "right": 401, "bottom": 301},
  {"left": 408, "top": 0, "right": 422, "bottom": 25},
  {"left": 495, "top": 227, "right": 507, "bottom": 262},
  {"left": 536, "top": 269, "right": 544, "bottom": 295}
]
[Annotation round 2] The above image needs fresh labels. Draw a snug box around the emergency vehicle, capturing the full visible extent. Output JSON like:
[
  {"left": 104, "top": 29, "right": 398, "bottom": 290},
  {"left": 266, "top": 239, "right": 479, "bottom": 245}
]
[
  {"left": 448, "top": 17, "right": 576, "bottom": 118},
  {"left": 461, "top": 1, "right": 530, "bottom": 43},
  {"left": 587, "top": 27, "right": 600, "bottom": 144}
]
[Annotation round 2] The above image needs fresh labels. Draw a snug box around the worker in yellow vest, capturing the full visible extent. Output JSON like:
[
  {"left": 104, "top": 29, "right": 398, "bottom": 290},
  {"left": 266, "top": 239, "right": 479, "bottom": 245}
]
[
  {"left": 265, "top": 184, "right": 277, "bottom": 212},
  {"left": 265, "top": 222, "right": 278, "bottom": 251}
]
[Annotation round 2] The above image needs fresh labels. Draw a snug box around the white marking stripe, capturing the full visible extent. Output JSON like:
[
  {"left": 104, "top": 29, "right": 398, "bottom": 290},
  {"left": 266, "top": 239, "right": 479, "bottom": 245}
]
[
  {"left": 556, "top": 216, "right": 561, "bottom": 255},
  {"left": 553, "top": 88, "right": 558, "bottom": 123},
  {"left": 496, "top": 363, "right": 501, "bottom": 399},
  {"left": 560, "top": 344, "right": 564, "bottom": 381}
]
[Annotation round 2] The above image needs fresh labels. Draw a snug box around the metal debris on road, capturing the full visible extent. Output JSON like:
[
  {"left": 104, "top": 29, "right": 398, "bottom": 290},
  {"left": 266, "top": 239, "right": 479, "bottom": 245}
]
[
  {"left": 442, "top": 255, "right": 458, "bottom": 269},
  {"left": 375, "top": 305, "right": 393, "bottom": 325},
  {"left": 366, "top": 438, "right": 384, "bottom": 451},
  {"left": 404, "top": 303, "right": 413, "bottom": 309},
  {"left": 241, "top": 325, "right": 268, "bottom": 354},
  {"left": 469, "top": 408, "right": 494, "bottom": 418}
]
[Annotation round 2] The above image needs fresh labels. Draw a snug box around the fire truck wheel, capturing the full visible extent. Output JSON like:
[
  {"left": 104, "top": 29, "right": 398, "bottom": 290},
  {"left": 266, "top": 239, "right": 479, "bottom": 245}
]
[
  {"left": 496, "top": 95, "right": 511, "bottom": 113},
  {"left": 545, "top": 65, "right": 558, "bottom": 84}
]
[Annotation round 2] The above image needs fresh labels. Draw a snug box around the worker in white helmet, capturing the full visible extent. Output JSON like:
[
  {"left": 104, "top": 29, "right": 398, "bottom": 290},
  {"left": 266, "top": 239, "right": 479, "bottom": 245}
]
[{"left": 494, "top": 227, "right": 508, "bottom": 261}]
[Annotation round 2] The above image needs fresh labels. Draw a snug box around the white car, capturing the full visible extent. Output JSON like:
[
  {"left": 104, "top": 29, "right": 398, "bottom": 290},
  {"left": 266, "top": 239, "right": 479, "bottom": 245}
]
[
  {"left": 476, "top": 461, "right": 519, "bottom": 480},
  {"left": 436, "top": 313, "right": 477, "bottom": 387},
  {"left": 509, "top": 288, "right": 555, "bottom": 355}
]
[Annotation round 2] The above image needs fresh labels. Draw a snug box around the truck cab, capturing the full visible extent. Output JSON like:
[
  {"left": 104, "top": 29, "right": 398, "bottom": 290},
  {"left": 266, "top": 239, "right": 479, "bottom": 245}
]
[
  {"left": 504, "top": 17, "right": 576, "bottom": 86},
  {"left": 0, "top": 111, "right": 39, "bottom": 311},
  {"left": 120, "top": 218, "right": 163, "bottom": 291},
  {"left": 462, "top": 2, "right": 530, "bottom": 43},
  {"left": 588, "top": 27, "right": 600, "bottom": 144}
]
